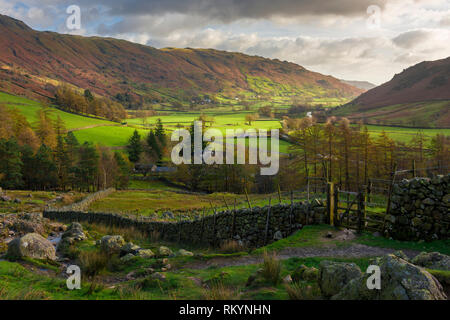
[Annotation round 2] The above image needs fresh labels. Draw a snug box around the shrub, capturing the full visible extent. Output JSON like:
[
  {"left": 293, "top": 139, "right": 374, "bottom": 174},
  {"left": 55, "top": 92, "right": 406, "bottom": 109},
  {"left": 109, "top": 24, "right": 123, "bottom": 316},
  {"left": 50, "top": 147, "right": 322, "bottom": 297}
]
[
  {"left": 285, "top": 282, "right": 322, "bottom": 300},
  {"left": 203, "top": 282, "right": 240, "bottom": 300},
  {"left": 261, "top": 251, "right": 282, "bottom": 285},
  {"left": 219, "top": 240, "right": 246, "bottom": 254},
  {"left": 0, "top": 287, "right": 50, "bottom": 300},
  {"left": 78, "top": 250, "right": 109, "bottom": 278},
  {"left": 115, "top": 284, "right": 148, "bottom": 300}
]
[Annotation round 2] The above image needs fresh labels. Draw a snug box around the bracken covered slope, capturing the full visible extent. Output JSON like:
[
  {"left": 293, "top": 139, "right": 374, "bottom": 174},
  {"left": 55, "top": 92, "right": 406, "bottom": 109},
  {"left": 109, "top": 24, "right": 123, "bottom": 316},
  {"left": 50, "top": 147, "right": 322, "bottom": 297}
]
[
  {"left": 335, "top": 57, "right": 450, "bottom": 128},
  {"left": 0, "top": 14, "right": 362, "bottom": 103}
]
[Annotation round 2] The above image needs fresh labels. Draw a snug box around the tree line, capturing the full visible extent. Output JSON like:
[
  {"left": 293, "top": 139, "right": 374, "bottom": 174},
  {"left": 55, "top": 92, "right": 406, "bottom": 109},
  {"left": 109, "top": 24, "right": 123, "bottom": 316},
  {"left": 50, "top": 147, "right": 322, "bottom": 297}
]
[
  {"left": 281, "top": 116, "right": 450, "bottom": 192},
  {"left": 55, "top": 85, "right": 127, "bottom": 122},
  {"left": 0, "top": 105, "right": 131, "bottom": 191}
]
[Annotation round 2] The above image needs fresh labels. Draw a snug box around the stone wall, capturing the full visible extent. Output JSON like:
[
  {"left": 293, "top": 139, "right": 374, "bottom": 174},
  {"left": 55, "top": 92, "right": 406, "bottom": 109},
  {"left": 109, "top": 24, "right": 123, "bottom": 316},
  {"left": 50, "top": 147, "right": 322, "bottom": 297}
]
[
  {"left": 385, "top": 175, "right": 450, "bottom": 241},
  {"left": 44, "top": 200, "right": 327, "bottom": 247},
  {"left": 47, "top": 188, "right": 115, "bottom": 212}
]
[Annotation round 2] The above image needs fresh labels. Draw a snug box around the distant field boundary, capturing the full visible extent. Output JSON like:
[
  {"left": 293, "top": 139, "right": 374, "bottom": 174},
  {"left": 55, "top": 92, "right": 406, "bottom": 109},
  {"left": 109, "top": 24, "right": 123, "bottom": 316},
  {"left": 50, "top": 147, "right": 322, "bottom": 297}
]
[{"left": 47, "top": 188, "right": 115, "bottom": 212}]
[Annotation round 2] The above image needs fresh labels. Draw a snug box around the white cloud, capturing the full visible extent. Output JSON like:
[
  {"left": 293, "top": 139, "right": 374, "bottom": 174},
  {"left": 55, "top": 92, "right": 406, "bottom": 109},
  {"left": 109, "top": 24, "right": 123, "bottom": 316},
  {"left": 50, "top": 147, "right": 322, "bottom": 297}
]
[{"left": 1, "top": 0, "right": 449, "bottom": 84}]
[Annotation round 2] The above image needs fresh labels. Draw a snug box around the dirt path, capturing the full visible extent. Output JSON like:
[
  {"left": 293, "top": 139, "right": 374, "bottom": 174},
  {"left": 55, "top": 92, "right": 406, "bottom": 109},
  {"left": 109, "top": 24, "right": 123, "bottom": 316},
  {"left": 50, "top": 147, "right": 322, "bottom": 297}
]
[{"left": 185, "top": 244, "right": 420, "bottom": 270}]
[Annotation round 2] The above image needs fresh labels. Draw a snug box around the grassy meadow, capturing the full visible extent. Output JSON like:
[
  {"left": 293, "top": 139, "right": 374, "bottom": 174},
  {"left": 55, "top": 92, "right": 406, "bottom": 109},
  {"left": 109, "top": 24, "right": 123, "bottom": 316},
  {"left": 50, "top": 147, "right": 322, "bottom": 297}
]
[{"left": 1, "top": 91, "right": 448, "bottom": 151}]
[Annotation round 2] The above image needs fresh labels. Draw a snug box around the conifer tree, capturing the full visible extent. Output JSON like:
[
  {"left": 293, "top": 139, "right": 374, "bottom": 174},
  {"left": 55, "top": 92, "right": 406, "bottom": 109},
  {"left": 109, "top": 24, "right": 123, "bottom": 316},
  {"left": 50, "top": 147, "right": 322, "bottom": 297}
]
[{"left": 127, "top": 130, "right": 143, "bottom": 163}]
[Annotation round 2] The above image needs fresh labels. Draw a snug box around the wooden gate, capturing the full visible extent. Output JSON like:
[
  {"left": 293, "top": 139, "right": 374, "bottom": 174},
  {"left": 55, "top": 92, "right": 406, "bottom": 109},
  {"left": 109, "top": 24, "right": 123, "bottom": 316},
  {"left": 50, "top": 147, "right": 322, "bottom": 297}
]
[{"left": 327, "top": 183, "right": 386, "bottom": 234}]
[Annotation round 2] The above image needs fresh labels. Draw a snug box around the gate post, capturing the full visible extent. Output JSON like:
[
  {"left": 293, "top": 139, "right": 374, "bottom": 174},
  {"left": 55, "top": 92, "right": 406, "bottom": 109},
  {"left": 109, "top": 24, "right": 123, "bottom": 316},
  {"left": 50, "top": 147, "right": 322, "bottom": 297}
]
[
  {"left": 357, "top": 191, "right": 365, "bottom": 234},
  {"left": 327, "top": 182, "right": 335, "bottom": 226}
]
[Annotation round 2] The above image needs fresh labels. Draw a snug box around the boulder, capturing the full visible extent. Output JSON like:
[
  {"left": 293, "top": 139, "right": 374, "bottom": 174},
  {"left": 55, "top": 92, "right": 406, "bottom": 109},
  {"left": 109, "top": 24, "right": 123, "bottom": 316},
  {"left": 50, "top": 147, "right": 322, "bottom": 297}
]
[
  {"left": 162, "top": 211, "right": 174, "bottom": 219},
  {"left": 61, "top": 222, "right": 86, "bottom": 243},
  {"left": 136, "top": 249, "right": 155, "bottom": 258},
  {"left": 318, "top": 261, "right": 362, "bottom": 297},
  {"left": 158, "top": 246, "right": 173, "bottom": 256},
  {"left": 120, "top": 242, "right": 141, "bottom": 256},
  {"left": 332, "top": 254, "right": 447, "bottom": 300},
  {"left": 273, "top": 231, "right": 283, "bottom": 241},
  {"left": 178, "top": 249, "right": 194, "bottom": 257},
  {"left": 292, "top": 265, "right": 319, "bottom": 282},
  {"left": 12, "top": 220, "right": 45, "bottom": 236},
  {"left": 120, "top": 253, "right": 136, "bottom": 263},
  {"left": 1, "top": 195, "right": 11, "bottom": 202},
  {"left": 7, "top": 233, "right": 56, "bottom": 261},
  {"left": 100, "top": 235, "right": 125, "bottom": 255},
  {"left": 412, "top": 252, "right": 450, "bottom": 271},
  {"left": 151, "top": 272, "right": 166, "bottom": 282},
  {"left": 392, "top": 250, "right": 409, "bottom": 262}
]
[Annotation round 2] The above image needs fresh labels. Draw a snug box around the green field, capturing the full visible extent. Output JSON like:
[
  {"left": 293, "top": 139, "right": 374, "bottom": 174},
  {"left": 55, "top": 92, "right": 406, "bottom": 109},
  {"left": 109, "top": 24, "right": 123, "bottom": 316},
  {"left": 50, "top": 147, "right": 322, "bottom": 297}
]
[
  {"left": 0, "top": 92, "right": 116, "bottom": 130},
  {"left": 364, "top": 125, "right": 450, "bottom": 143},
  {"left": 72, "top": 126, "right": 149, "bottom": 148},
  {"left": 2, "top": 91, "right": 449, "bottom": 149}
]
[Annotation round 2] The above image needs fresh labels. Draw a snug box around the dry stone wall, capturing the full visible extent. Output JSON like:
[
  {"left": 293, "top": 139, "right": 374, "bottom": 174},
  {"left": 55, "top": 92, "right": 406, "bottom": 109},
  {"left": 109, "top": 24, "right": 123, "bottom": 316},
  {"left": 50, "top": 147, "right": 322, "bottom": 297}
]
[
  {"left": 47, "top": 188, "right": 115, "bottom": 212},
  {"left": 385, "top": 175, "right": 450, "bottom": 241},
  {"left": 44, "top": 200, "right": 327, "bottom": 247}
]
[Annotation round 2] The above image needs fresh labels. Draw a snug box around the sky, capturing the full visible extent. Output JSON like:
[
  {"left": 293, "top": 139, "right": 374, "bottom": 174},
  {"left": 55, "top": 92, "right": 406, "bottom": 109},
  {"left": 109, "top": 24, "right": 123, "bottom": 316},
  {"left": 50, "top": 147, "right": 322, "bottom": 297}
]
[{"left": 1, "top": 0, "right": 449, "bottom": 84}]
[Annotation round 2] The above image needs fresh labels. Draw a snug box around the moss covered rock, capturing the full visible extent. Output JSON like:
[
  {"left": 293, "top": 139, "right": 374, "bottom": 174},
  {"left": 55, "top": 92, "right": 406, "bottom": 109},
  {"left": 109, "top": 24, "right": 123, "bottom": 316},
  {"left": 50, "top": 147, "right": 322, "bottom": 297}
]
[{"left": 7, "top": 233, "right": 56, "bottom": 261}]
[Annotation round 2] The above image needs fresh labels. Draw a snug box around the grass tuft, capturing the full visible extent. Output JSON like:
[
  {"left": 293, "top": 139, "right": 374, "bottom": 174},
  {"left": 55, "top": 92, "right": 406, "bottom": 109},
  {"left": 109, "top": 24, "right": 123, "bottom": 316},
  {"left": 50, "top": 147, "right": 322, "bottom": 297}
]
[{"left": 261, "top": 250, "right": 282, "bottom": 285}]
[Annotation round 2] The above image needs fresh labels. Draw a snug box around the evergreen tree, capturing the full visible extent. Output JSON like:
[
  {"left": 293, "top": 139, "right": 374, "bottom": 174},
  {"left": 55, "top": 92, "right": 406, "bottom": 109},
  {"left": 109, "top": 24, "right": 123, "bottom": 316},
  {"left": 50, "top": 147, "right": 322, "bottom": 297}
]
[
  {"left": 114, "top": 152, "right": 131, "bottom": 189},
  {"left": 0, "top": 138, "right": 23, "bottom": 189},
  {"left": 20, "top": 144, "right": 35, "bottom": 190},
  {"left": 32, "top": 144, "right": 58, "bottom": 190},
  {"left": 72, "top": 142, "right": 99, "bottom": 191},
  {"left": 155, "top": 118, "right": 166, "bottom": 148},
  {"left": 127, "top": 130, "right": 143, "bottom": 163},
  {"left": 146, "top": 129, "right": 162, "bottom": 162},
  {"left": 84, "top": 89, "right": 94, "bottom": 102},
  {"left": 55, "top": 135, "right": 70, "bottom": 190}
]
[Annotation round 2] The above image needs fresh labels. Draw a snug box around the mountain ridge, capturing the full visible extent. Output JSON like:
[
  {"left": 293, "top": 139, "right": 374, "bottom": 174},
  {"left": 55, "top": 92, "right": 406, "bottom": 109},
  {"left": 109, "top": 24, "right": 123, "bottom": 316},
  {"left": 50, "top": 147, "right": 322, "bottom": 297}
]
[
  {"left": 334, "top": 57, "right": 450, "bottom": 128},
  {"left": 0, "top": 14, "right": 363, "bottom": 105}
]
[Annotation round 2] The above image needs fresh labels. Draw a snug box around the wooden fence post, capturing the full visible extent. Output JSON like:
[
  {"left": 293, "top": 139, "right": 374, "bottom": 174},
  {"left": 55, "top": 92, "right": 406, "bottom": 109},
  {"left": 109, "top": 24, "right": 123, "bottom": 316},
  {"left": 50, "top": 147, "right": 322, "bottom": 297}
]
[
  {"left": 357, "top": 191, "right": 365, "bottom": 234},
  {"left": 333, "top": 187, "right": 339, "bottom": 227},
  {"left": 327, "top": 182, "right": 335, "bottom": 226},
  {"left": 245, "top": 188, "right": 252, "bottom": 211},
  {"left": 277, "top": 184, "right": 282, "bottom": 204},
  {"left": 367, "top": 179, "right": 372, "bottom": 204},
  {"left": 200, "top": 208, "right": 205, "bottom": 242},
  {"left": 289, "top": 191, "right": 294, "bottom": 231},
  {"left": 222, "top": 196, "right": 230, "bottom": 211},
  {"left": 231, "top": 198, "right": 237, "bottom": 238},
  {"left": 264, "top": 198, "right": 272, "bottom": 245},
  {"left": 210, "top": 201, "right": 217, "bottom": 245}
]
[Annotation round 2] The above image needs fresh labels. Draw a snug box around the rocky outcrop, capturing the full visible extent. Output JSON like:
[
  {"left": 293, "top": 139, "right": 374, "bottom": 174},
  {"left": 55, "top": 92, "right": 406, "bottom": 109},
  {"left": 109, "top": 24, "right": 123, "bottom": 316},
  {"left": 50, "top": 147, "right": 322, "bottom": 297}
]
[
  {"left": 61, "top": 223, "right": 86, "bottom": 243},
  {"left": 99, "top": 235, "right": 125, "bottom": 255},
  {"left": 412, "top": 252, "right": 450, "bottom": 271},
  {"left": 178, "top": 249, "right": 194, "bottom": 257},
  {"left": 7, "top": 233, "right": 56, "bottom": 260},
  {"left": 318, "top": 261, "right": 362, "bottom": 297},
  {"left": 159, "top": 246, "right": 173, "bottom": 257},
  {"left": 332, "top": 254, "right": 447, "bottom": 300},
  {"left": 291, "top": 265, "right": 319, "bottom": 282},
  {"left": 386, "top": 175, "right": 449, "bottom": 241}
]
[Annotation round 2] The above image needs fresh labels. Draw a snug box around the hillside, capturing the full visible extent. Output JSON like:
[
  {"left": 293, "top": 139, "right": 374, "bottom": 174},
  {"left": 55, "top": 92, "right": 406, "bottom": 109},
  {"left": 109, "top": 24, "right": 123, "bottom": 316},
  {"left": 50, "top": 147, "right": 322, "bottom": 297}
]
[
  {"left": 335, "top": 57, "right": 450, "bottom": 128},
  {"left": 0, "top": 14, "right": 362, "bottom": 106},
  {"left": 340, "top": 80, "right": 376, "bottom": 91}
]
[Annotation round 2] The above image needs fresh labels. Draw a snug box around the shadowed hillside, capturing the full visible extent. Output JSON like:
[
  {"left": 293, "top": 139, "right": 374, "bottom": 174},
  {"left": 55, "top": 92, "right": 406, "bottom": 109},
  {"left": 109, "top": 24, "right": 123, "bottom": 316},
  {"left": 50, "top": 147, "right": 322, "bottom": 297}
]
[{"left": 335, "top": 57, "right": 450, "bottom": 128}]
